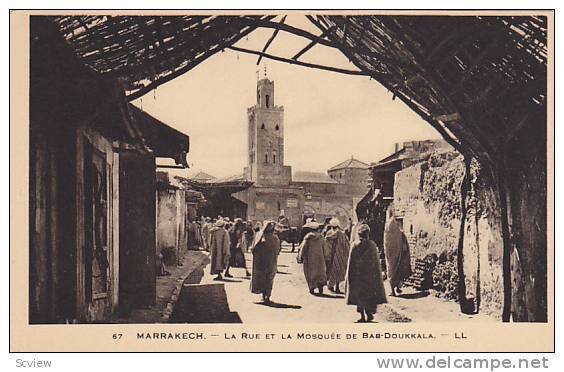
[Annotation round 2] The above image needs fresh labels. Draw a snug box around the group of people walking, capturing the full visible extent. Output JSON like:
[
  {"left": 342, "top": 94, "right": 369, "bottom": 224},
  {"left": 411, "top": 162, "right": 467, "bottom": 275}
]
[
  {"left": 204, "top": 216, "right": 281, "bottom": 304},
  {"left": 297, "top": 218, "right": 389, "bottom": 322},
  {"left": 202, "top": 207, "right": 412, "bottom": 323},
  {"left": 205, "top": 217, "right": 257, "bottom": 280}
]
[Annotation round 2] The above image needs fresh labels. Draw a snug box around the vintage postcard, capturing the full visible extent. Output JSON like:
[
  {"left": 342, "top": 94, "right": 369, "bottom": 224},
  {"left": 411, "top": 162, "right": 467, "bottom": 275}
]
[{"left": 10, "top": 10, "right": 554, "bottom": 352}]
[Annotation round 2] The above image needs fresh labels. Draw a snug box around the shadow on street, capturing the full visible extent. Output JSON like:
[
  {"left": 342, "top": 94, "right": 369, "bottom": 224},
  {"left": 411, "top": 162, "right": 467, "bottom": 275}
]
[
  {"left": 396, "top": 290, "right": 430, "bottom": 300},
  {"left": 313, "top": 293, "right": 345, "bottom": 299},
  {"left": 170, "top": 254, "right": 241, "bottom": 323},
  {"left": 170, "top": 283, "right": 242, "bottom": 323},
  {"left": 253, "top": 301, "right": 302, "bottom": 309}
]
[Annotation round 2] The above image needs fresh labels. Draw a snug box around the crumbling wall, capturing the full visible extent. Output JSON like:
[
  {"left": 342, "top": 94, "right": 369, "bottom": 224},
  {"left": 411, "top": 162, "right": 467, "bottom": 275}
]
[{"left": 392, "top": 151, "right": 504, "bottom": 318}]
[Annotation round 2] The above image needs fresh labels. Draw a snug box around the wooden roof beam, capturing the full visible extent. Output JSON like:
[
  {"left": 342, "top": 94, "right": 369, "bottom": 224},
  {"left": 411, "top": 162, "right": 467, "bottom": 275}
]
[
  {"left": 126, "top": 20, "right": 270, "bottom": 101},
  {"left": 257, "top": 15, "right": 286, "bottom": 65},
  {"left": 291, "top": 27, "right": 333, "bottom": 60},
  {"left": 228, "top": 45, "right": 370, "bottom": 77}
]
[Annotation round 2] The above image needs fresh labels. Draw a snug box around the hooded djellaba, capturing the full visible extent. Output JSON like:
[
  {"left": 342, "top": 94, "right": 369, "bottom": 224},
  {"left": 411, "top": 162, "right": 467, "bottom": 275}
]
[
  {"left": 325, "top": 218, "right": 350, "bottom": 294},
  {"left": 209, "top": 219, "right": 231, "bottom": 280},
  {"left": 345, "top": 223, "right": 387, "bottom": 322},
  {"left": 250, "top": 221, "right": 281, "bottom": 304},
  {"left": 297, "top": 221, "right": 328, "bottom": 295},
  {"left": 384, "top": 207, "right": 412, "bottom": 296}
]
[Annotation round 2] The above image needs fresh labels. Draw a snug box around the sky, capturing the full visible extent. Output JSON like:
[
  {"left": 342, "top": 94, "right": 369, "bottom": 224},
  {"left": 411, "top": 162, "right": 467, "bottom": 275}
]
[{"left": 132, "top": 15, "right": 441, "bottom": 178}]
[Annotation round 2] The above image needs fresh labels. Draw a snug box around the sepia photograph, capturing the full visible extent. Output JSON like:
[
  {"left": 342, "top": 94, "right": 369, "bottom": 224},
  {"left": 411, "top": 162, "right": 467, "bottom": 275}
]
[{"left": 10, "top": 9, "right": 553, "bottom": 352}]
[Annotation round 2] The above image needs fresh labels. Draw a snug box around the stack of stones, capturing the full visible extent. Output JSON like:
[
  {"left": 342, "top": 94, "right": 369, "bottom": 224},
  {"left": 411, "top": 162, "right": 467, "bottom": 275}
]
[{"left": 404, "top": 255, "right": 436, "bottom": 290}]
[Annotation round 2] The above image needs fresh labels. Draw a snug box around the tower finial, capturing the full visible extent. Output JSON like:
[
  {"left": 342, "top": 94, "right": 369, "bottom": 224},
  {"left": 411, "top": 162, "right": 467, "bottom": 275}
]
[{"left": 264, "top": 64, "right": 267, "bottom": 78}]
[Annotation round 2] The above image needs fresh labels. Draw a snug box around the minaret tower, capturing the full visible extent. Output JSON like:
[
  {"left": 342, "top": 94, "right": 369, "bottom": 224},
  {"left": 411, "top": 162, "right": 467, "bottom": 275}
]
[{"left": 245, "top": 72, "right": 291, "bottom": 186}]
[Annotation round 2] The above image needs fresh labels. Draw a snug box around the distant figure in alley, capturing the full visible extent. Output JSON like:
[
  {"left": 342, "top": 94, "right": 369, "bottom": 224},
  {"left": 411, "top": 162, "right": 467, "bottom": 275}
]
[
  {"left": 225, "top": 219, "right": 251, "bottom": 278},
  {"left": 346, "top": 224, "right": 387, "bottom": 322},
  {"left": 201, "top": 217, "right": 212, "bottom": 251},
  {"left": 297, "top": 221, "right": 328, "bottom": 295},
  {"left": 250, "top": 221, "right": 281, "bottom": 304},
  {"left": 209, "top": 219, "right": 231, "bottom": 280},
  {"left": 384, "top": 208, "right": 412, "bottom": 296}
]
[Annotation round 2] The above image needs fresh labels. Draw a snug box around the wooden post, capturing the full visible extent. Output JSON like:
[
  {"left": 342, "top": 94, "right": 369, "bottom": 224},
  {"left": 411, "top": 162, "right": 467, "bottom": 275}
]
[
  {"left": 457, "top": 155, "right": 471, "bottom": 313},
  {"left": 497, "top": 154, "right": 512, "bottom": 322},
  {"left": 475, "top": 194, "right": 482, "bottom": 314}
]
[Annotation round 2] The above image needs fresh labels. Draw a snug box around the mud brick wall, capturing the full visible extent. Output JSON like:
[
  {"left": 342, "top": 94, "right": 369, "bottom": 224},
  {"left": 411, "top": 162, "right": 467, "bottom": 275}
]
[
  {"left": 157, "top": 189, "right": 187, "bottom": 265},
  {"left": 391, "top": 152, "right": 504, "bottom": 318}
]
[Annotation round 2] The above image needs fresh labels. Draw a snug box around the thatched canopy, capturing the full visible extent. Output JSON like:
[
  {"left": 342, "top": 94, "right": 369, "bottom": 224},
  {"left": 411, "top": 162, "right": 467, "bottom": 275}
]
[
  {"left": 46, "top": 14, "right": 548, "bottom": 171},
  {"left": 310, "top": 15, "right": 548, "bottom": 169},
  {"left": 49, "top": 15, "right": 274, "bottom": 100}
]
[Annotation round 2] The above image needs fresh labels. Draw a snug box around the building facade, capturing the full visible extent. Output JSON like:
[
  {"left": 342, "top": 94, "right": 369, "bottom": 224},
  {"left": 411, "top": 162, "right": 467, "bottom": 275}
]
[{"left": 29, "top": 18, "right": 190, "bottom": 323}]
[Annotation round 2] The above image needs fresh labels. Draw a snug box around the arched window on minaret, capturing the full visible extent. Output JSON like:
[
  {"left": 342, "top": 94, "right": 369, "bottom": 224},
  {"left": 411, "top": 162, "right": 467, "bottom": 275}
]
[
  {"left": 261, "top": 123, "right": 265, "bottom": 130},
  {"left": 273, "top": 151, "right": 277, "bottom": 164},
  {"left": 266, "top": 94, "right": 270, "bottom": 108},
  {"left": 265, "top": 152, "right": 268, "bottom": 164},
  {"left": 275, "top": 124, "right": 279, "bottom": 131}
]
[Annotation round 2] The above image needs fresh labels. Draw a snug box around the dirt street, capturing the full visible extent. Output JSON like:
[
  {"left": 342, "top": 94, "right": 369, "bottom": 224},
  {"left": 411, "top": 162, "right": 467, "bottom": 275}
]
[{"left": 170, "top": 244, "right": 409, "bottom": 323}]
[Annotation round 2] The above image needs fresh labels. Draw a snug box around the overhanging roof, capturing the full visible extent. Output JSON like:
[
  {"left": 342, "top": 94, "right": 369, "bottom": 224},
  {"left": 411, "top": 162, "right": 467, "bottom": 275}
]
[
  {"left": 49, "top": 15, "right": 275, "bottom": 100},
  {"left": 328, "top": 157, "right": 369, "bottom": 171},
  {"left": 46, "top": 14, "right": 548, "bottom": 175},
  {"left": 129, "top": 104, "right": 189, "bottom": 166}
]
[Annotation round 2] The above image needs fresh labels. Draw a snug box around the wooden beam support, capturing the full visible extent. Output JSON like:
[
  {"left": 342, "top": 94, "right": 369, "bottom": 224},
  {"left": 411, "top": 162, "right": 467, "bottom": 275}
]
[
  {"left": 257, "top": 15, "right": 286, "bottom": 65},
  {"left": 228, "top": 45, "right": 370, "bottom": 77},
  {"left": 291, "top": 40, "right": 317, "bottom": 60},
  {"left": 497, "top": 153, "right": 512, "bottom": 322}
]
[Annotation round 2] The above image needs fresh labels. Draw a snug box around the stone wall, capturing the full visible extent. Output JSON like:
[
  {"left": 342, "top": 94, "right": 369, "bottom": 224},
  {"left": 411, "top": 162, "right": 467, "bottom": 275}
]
[
  {"left": 295, "top": 181, "right": 367, "bottom": 226},
  {"left": 328, "top": 167, "right": 370, "bottom": 193},
  {"left": 234, "top": 186, "right": 305, "bottom": 227},
  {"left": 391, "top": 151, "right": 504, "bottom": 318},
  {"left": 156, "top": 189, "right": 187, "bottom": 265}
]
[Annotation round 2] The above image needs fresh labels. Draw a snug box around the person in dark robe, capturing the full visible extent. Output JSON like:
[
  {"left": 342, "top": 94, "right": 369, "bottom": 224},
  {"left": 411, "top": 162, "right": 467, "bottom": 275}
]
[
  {"left": 250, "top": 221, "right": 281, "bottom": 303},
  {"left": 254, "top": 221, "right": 262, "bottom": 233},
  {"left": 325, "top": 218, "right": 350, "bottom": 294},
  {"left": 384, "top": 208, "right": 412, "bottom": 296},
  {"left": 278, "top": 212, "right": 289, "bottom": 227},
  {"left": 209, "top": 219, "right": 231, "bottom": 280},
  {"left": 225, "top": 219, "right": 251, "bottom": 278},
  {"left": 241, "top": 221, "right": 255, "bottom": 253},
  {"left": 345, "top": 217, "right": 353, "bottom": 240},
  {"left": 297, "top": 221, "right": 328, "bottom": 295},
  {"left": 345, "top": 224, "right": 387, "bottom": 322},
  {"left": 299, "top": 218, "right": 315, "bottom": 243},
  {"left": 349, "top": 213, "right": 369, "bottom": 245},
  {"left": 321, "top": 217, "right": 332, "bottom": 236}
]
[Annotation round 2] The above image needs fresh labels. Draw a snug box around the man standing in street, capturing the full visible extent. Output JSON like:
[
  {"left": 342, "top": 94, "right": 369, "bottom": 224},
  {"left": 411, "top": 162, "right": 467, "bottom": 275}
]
[
  {"left": 250, "top": 221, "right": 281, "bottom": 304},
  {"left": 209, "top": 218, "right": 231, "bottom": 281},
  {"left": 384, "top": 207, "right": 412, "bottom": 296},
  {"left": 297, "top": 221, "right": 328, "bottom": 295},
  {"left": 346, "top": 224, "right": 387, "bottom": 322},
  {"left": 325, "top": 218, "right": 350, "bottom": 294},
  {"left": 225, "top": 219, "right": 251, "bottom": 278}
]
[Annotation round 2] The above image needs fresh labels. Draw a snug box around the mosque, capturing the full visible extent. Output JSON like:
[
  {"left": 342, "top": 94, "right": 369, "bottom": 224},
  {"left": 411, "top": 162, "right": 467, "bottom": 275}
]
[{"left": 232, "top": 75, "right": 370, "bottom": 228}]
